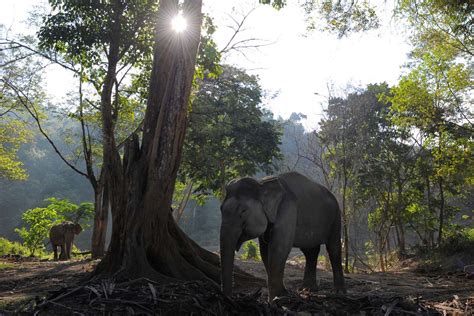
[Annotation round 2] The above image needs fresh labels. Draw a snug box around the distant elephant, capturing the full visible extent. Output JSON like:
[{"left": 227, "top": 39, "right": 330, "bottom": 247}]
[
  {"left": 49, "top": 221, "right": 83, "bottom": 260},
  {"left": 220, "top": 172, "right": 345, "bottom": 300}
]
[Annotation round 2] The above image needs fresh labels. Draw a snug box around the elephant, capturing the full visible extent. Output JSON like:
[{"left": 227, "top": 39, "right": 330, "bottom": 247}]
[
  {"left": 220, "top": 171, "right": 345, "bottom": 300},
  {"left": 49, "top": 221, "right": 83, "bottom": 260}
]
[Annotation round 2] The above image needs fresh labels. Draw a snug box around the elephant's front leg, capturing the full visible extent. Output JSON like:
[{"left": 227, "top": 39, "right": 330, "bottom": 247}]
[
  {"left": 52, "top": 245, "right": 58, "bottom": 261},
  {"left": 301, "top": 245, "right": 321, "bottom": 290},
  {"left": 267, "top": 242, "right": 291, "bottom": 300},
  {"left": 258, "top": 236, "right": 269, "bottom": 272},
  {"left": 266, "top": 220, "right": 295, "bottom": 300},
  {"left": 65, "top": 241, "right": 72, "bottom": 260},
  {"left": 59, "top": 244, "right": 66, "bottom": 260},
  {"left": 266, "top": 198, "right": 297, "bottom": 300}
]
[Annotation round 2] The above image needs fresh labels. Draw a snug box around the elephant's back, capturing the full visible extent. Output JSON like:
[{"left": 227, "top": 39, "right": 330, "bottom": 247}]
[{"left": 279, "top": 172, "right": 340, "bottom": 247}]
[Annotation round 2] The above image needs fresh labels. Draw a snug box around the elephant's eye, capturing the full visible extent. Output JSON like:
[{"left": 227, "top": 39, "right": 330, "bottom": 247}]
[{"left": 240, "top": 208, "right": 247, "bottom": 217}]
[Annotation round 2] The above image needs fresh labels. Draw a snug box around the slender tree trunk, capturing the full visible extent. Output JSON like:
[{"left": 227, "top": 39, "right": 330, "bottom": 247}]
[
  {"left": 437, "top": 176, "right": 445, "bottom": 246},
  {"left": 378, "top": 236, "right": 385, "bottom": 272},
  {"left": 218, "top": 160, "right": 226, "bottom": 201},
  {"left": 341, "top": 175, "right": 350, "bottom": 274},
  {"left": 94, "top": 0, "right": 257, "bottom": 287},
  {"left": 175, "top": 182, "right": 193, "bottom": 223},
  {"left": 395, "top": 175, "right": 406, "bottom": 254},
  {"left": 425, "top": 174, "right": 434, "bottom": 249}
]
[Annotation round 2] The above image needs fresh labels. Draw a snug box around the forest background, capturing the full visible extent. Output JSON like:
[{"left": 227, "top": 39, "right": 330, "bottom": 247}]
[{"left": 0, "top": 0, "right": 472, "bottom": 273}]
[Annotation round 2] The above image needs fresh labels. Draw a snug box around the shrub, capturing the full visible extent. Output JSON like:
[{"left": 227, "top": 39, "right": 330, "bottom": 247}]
[
  {"left": 15, "top": 198, "right": 93, "bottom": 256},
  {"left": 14, "top": 206, "right": 59, "bottom": 256},
  {"left": 0, "top": 237, "right": 29, "bottom": 256},
  {"left": 241, "top": 240, "right": 261, "bottom": 261}
]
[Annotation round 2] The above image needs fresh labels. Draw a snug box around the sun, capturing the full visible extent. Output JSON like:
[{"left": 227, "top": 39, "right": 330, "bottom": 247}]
[{"left": 171, "top": 14, "right": 187, "bottom": 33}]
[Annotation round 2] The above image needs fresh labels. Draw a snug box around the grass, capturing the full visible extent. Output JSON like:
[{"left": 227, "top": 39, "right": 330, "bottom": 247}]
[{"left": 0, "top": 262, "right": 15, "bottom": 270}]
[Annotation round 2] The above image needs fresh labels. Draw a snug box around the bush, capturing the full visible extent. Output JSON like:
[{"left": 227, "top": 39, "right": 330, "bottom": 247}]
[
  {"left": 463, "top": 227, "right": 474, "bottom": 241},
  {"left": 15, "top": 198, "right": 94, "bottom": 256},
  {"left": 241, "top": 240, "right": 261, "bottom": 261},
  {"left": 440, "top": 227, "right": 474, "bottom": 254},
  {"left": 0, "top": 237, "right": 29, "bottom": 256}
]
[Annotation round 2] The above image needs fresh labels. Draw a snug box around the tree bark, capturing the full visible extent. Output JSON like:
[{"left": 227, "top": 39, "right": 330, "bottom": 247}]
[
  {"left": 91, "top": 176, "right": 109, "bottom": 258},
  {"left": 94, "top": 0, "right": 257, "bottom": 287},
  {"left": 395, "top": 175, "right": 406, "bottom": 255}
]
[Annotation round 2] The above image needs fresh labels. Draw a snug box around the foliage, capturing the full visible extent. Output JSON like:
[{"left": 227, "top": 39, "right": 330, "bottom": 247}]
[
  {"left": 0, "top": 27, "right": 42, "bottom": 180},
  {"left": 303, "top": 0, "right": 379, "bottom": 37},
  {"left": 44, "top": 197, "right": 94, "bottom": 227},
  {"left": 387, "top": 2, "right": 473, "bottom": 246},
  {"left": 0, "top": 237, "right": 29, "bottom": 256},
  {"left": 14, "top": 206, "right": 58, "bottom": 256},
  {"left": 0, "top": 120, "right": 31, "bottom": 180},
  {"left": 14, "top": 198, "right": 93, "bottom": 256},
  {"left": 181, "top": 65, "right": 282, "bottom": 198},
  {"left": 260, "top": 0, "right": 379, "bottom": 37},
  {"left": 38, "top": 1, "right": 157, "bottom": 83},
  {"left": 240, "top": 240, "right": 261, "bottom": 261},
  {"left": 395, "top": 0, "right": 473, "bottom": 58},
  {"left": 315, "top": 79, "right": 472, "bottom": 270},
  {"left": 0, "top": 262, "right": 14, "bottom": 270}
]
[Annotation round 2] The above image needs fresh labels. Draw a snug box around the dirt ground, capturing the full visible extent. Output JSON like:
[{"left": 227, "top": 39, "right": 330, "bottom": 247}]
[{"left": 0, "top": 255, "right": 473, "bottom": 314}]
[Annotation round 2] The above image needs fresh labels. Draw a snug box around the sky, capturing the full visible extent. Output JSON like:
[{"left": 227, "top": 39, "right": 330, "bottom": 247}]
[{"left": 1, "top": 0, "right": 412, "bottom": 129}]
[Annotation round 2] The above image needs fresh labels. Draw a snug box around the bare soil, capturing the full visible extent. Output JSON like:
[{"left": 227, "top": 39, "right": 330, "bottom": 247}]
[
  {"left": 0, "top": 257, "right": 96, "bottom": 311},
  {"left": 0, "top": 255, "right": 472, "bottom": 314}
]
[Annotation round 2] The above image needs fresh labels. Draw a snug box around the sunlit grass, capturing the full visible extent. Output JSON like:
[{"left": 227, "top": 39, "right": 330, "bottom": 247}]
[{"left": 0, "top": 262, "right": 15, "bottom": 270}]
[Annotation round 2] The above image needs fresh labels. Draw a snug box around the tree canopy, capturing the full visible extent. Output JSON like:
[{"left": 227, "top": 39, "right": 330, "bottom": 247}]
[{"left": 181, "top": 65, "right": 282, "bottom": 198}]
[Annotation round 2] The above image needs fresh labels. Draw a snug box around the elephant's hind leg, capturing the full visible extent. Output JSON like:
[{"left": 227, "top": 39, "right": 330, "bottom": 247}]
[
  {"left": 326, "top": 233, "right": 346, "bottom": 293},
  {"left": 301, "top": 245, "right": 320, "bottom": 290},
  {"left": 59, "top": 244, "right": 66, "bottom": 260}
]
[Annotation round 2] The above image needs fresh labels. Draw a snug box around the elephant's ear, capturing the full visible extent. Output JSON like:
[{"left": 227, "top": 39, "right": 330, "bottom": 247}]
[
  {"left": 74, "top": 223, "right": 83, "bottom": 234},
  {"left": 259, "top": 178, "right": 285, "bottom": 223}
]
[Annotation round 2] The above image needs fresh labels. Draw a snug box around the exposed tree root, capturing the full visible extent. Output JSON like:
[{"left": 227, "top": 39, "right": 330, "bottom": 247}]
[
  {"left": 24, "top": 278, "right": 457, "bottom": 315},
  {"left": 93, "top": 215, "right": 262, "bottom": 289}
]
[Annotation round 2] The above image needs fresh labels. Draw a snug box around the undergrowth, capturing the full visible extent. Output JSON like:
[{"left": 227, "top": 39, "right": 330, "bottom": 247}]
[
  {"left": 415, "top": 228, "right": 474, "bottom": 273},
  {"left": 0, "top": 236, "right": 88, "bottom": 260}
]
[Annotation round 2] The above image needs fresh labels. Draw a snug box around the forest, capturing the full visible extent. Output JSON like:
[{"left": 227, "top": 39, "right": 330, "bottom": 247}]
[{"left": 0, "top": 0, "right": 472, "bottom": 314}]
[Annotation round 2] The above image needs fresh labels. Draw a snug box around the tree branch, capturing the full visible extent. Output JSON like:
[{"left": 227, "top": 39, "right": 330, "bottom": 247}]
[{"left": 2, "top": 78, "right": 89, "bottom": 178}]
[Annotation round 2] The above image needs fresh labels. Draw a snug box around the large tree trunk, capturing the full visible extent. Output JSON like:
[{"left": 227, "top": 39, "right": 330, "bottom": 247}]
[{"left": 94, "top": 0, "right": 255, "bottom": 287}]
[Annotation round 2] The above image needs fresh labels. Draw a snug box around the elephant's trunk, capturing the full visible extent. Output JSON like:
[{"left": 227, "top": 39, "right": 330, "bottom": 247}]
[{"left": 220, "top": 225, "right": 240, "bottom": 296}]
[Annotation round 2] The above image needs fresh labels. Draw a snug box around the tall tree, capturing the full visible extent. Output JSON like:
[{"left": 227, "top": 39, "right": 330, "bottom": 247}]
[
  {"left": 35, "top": 0, "right": 222, "bottom": 258},
  {"left": 93, "top": 0, "right": 252, "bottom": 284},
  {"left": 36, "top": 0, "right": 158, "bottom": 258},
  {"left": 389, "top": 52, "right": 473, "bottom": 246},
  {"left": 318, "top": 95, "right": 360, "bottom": 273},
  {"left": 181, "top": 65, "right": 281, "bottom": 199}
]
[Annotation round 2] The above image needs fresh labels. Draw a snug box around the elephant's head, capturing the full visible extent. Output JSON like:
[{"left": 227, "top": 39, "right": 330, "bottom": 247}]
[
  {"left": 63, "top": 221, "right": 83, "bottom": 236},
  {"left": 73, "top": 223, "right": 83, "bottom": 235},
  {"left": 219, "top": 176, "right": 285, "bottom": 296}
]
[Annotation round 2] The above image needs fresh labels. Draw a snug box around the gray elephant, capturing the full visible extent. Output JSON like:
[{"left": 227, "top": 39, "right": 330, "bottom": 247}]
[
  {"left": 220, "top": 172, "right": 345, "bottom": 300},
  {"left": 49, "top": 221, "right": 83, "bottom": 260}
]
